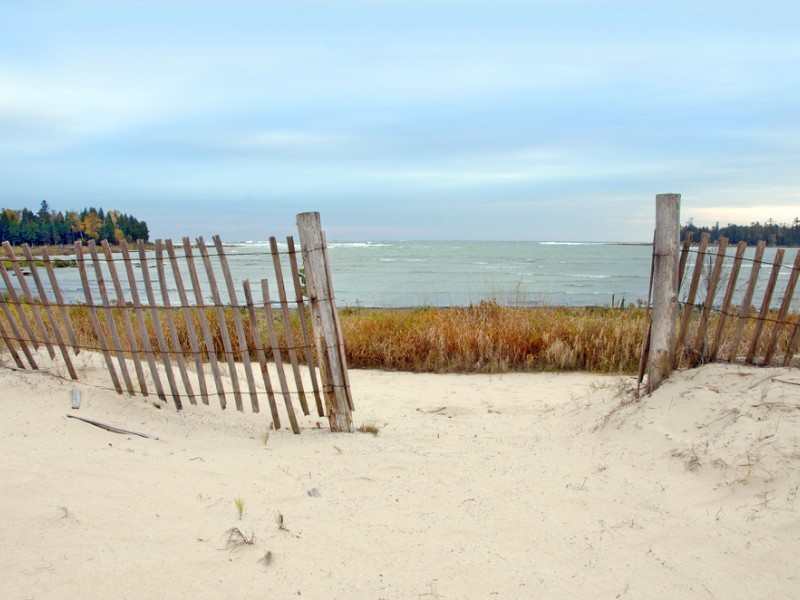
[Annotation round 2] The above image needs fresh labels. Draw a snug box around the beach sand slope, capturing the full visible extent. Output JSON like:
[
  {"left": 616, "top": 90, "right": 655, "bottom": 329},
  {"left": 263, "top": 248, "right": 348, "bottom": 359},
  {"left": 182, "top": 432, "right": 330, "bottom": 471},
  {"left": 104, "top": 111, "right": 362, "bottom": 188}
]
[{"left": 1, "top": 352, "right": 799, "bottom": 599}]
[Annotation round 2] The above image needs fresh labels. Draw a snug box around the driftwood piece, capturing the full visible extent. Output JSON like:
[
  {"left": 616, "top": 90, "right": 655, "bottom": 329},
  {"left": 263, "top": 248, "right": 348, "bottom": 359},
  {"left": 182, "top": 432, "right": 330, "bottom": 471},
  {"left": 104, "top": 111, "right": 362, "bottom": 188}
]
[{"left": 66, "top": 414, "right": 159, "bottom": 439}]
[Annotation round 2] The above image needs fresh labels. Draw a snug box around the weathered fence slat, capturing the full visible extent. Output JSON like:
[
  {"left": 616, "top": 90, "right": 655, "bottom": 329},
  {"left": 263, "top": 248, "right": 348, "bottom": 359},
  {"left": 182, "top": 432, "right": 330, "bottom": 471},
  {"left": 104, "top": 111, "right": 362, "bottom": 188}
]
[
  {"left": 137, "top": 240, "right": 182, "bottom": 408},
  {"left": 0, "top": 264, "right": 41, "bottom": 356},
  {"left": 745, "top": 249, "right": 785, "bottom": 364},
  {"left": 183, "top": 237, "right": 227, "bottom": 409},
  {"left": 243, "top": 279, "right": 281, "bottom": 427},
  {"left": 0, "top": 280, "right": 37, "bottom": 368},
  {"left": 20, "top": 244, "right": 78, "bottom": 379},
  {"left": 40, "top": 247, "right": 80, "bottom": 353},
  {"left": 636, "top": 233, "right": 657, "bottom": 392},
  {"left": 86, "top": 241, "right": 135, "bottom": 394},
  {"left": 261, "top": 278, "right": 300, "bottom": 434},
  {"left": 677, "top": 231, "right": 694, "bottom": 289},
  {"left": 322, "top": 232, "right": 353, "bottom": 409},
  {"left": 100, "top": 240, "right": 149, "bottom": 396},
  {"left": 297, "top": 212, "right": 354, "bottom": 431},
  {"left": 0, "top": 315, "right": 25, "bottom": 368},
  {"left": 764, "top": 249, "right": 800, "bottom": 365},
  {"left": 675, "top": 232, "right": 710, "bottom": 365},
  {"left": 197, "top": 236, "right": 242, "bottom": 411},
  {"left": 138, "top": 240, "right": 183, "bottom": 409},
  {"left": 155, "top": 241, "right": 196, "bottom": 405},
  {"left": 727, "top": 241, "right": 766, "bottom": 362},
  {"left": 646, "top": 194, "right": 681, "bottom": 394},
  {"left": 287, "top": 236, "right": 324, "bottom": 417},
  {"left": 270, "top": 236, "right": 310, "bottom": 416},
  {"left": 708, "top": 241, "right": 747, "bottom": 362},
  {"left": 119, "top": 240, "right": 167, "bottom": 401},
  {"left": 689, "top": 237, "right": 729, "bottom": 367},
  {"left": 213, "top": 236, "right": 259, "bottom": 413},
  {"left": 75, "top": 241, "right": 123, "bottom": 394},
  {"left": 2, "top": 242, "right": 55, "bottom": 358},
  {"left": 166, "top": 239, "right": 209, "bottom": 405},
  {"left": 785, "top": 318, "right": 800, "bottom": 366}
]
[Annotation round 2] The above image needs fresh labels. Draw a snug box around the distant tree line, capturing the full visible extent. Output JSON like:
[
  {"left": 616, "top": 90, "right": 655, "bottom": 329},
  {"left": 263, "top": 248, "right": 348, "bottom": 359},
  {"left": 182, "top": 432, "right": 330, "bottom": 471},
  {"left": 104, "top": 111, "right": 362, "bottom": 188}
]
[
  {"left": 681, "top": 218, "right": 800, "bottom": 247},
  {"left": 0, "top": 201, "right": 149, "bottom": 246}
]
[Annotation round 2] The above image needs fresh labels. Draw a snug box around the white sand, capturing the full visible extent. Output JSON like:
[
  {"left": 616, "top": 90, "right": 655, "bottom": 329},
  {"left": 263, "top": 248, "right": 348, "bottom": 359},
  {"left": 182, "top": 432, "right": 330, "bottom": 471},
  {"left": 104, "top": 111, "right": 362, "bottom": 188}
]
[{"left": 2, "top": 351, "right": 799, "bottom": 599}]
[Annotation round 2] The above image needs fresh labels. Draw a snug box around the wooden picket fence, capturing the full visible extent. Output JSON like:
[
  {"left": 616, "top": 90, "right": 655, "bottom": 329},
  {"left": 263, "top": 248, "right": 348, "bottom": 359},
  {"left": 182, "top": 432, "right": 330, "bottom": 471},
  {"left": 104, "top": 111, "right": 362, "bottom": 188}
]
[
  {"left": 0, "top": 212, "right": 354, "bottom": 433},
  {"left": 673, "top": 232, "right": 800, "bottom": 368}
]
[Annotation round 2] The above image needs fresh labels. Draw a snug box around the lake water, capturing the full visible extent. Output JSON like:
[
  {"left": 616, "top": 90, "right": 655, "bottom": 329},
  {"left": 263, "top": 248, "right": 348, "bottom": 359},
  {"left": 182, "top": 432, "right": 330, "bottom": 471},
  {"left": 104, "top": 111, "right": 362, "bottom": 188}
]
[
  {"left": 14, "top": 240, "right": 799, "bottom": 310},
  {"left": 322, "top": 241, "right": 652, "bottom": 307},
  {"left": 233, "top": 240, "right": 797, "bottom": 310}
]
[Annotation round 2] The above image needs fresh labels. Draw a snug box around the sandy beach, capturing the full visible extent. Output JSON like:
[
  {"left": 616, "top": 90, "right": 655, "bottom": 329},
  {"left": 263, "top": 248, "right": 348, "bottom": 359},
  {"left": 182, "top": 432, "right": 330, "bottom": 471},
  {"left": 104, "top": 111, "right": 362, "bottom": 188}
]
[{"left": 2, "top": 351, "right": 799, "bottom": 599}]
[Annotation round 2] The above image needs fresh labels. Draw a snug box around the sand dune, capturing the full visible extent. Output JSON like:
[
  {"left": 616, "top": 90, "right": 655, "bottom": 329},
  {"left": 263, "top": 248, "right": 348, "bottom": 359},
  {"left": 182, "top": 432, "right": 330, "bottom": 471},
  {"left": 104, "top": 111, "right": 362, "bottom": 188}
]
[{"left": 2, "top": 351, "right": 799, "bottom": 599}]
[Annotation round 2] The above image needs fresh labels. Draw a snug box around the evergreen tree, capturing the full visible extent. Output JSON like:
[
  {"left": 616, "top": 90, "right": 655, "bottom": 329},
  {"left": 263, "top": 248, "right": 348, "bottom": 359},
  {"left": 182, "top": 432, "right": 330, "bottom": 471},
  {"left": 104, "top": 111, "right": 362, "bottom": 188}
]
[
  {"left": 0, "top": 204, "right": 154, "bottom": 245},
  {"left": 681, "top": 218, "right": 800, "bottom": 246},
  {"left": 100, "top": 214, "right": 116, "bottom": 242}
]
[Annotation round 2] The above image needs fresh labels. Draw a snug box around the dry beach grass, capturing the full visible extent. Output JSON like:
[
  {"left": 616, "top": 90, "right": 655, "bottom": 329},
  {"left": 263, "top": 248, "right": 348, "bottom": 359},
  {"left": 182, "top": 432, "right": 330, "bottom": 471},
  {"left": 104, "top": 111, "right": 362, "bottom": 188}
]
[{"left": 16, "top": 300, "right": 798, "bottom": 376}]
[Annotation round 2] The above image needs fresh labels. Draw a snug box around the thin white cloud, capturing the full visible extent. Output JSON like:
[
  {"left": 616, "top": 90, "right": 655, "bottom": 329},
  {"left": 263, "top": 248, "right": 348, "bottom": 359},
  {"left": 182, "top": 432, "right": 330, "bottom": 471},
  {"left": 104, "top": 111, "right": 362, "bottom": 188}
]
[
  {"left": 225, "top": 130, "right": 353, "bottom": 151},
  {"left": 0, "top": 68, "right": 195, "bottom": 154}
]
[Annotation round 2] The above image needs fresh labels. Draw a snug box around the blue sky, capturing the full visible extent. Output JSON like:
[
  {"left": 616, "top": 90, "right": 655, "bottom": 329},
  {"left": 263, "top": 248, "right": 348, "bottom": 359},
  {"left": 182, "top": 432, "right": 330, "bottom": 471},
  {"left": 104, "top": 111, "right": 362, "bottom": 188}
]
[{"left": 1, "top": 0, "right": 798, "bottom": 242}]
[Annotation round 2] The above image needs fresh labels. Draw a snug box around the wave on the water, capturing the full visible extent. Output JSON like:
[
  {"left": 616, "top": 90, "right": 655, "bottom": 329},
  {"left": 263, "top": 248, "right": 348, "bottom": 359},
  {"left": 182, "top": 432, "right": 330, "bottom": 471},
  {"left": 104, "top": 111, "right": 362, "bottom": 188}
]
[
  {"left": 328, "top": 241, "right": 393, "bottom": 248},
  {"left": 224, "top": 240, "right": 285, "bottom": 248},
  {"left": 538, "top": 241, "right": 612, "bottom": 246}
]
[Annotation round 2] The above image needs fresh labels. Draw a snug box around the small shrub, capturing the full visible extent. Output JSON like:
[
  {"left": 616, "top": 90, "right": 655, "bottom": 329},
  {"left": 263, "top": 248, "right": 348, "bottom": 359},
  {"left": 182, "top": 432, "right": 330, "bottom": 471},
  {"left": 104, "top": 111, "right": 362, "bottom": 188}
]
[{"left": 356, "top": 423, "right": 380, "bottom": 436}]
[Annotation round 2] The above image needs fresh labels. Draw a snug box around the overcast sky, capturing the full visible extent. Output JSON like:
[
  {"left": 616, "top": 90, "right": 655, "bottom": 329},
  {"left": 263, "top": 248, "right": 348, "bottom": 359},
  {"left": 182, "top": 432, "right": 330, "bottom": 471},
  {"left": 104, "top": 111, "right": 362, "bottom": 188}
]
[{"left": 1, "top": 0, "right": 798, "bottom": 241}]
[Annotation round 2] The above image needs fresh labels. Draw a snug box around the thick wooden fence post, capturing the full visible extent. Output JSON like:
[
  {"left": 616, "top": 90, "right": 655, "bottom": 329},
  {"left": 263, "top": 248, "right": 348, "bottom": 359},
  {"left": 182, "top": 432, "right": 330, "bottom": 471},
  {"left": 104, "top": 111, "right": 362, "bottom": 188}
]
[
  {"left": 647, "top": 193, "right": 681, "bottom": 393},
  {"left": 296, "top": 212, "right": 354, "bottom": 433}
]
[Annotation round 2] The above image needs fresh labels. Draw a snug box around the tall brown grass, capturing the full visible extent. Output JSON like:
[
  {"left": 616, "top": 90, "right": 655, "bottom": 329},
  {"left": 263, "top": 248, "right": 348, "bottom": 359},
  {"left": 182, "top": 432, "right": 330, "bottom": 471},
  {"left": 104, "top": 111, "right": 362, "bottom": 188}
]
[{"left": 339, "top": 301, "right": 648, "bottom": 373}]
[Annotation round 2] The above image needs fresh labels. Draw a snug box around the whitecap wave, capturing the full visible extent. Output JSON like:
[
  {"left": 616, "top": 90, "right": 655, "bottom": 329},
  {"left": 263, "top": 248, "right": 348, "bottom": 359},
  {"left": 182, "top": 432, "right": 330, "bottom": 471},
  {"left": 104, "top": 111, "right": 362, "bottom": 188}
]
[{"left": 539, "top": 241, "right": 611, "bottom": 246}]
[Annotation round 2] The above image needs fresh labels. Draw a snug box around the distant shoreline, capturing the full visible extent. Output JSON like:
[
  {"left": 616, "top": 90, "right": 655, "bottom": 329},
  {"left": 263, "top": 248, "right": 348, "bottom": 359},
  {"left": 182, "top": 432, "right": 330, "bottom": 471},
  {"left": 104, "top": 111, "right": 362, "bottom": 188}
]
[{"left": 4, "top": 242, "right": 156, "bottom": 257}]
